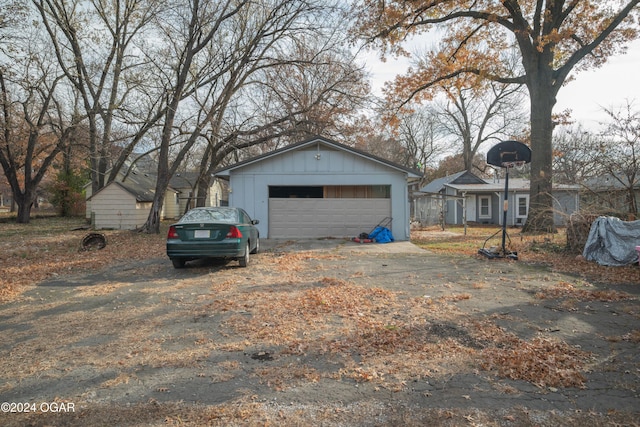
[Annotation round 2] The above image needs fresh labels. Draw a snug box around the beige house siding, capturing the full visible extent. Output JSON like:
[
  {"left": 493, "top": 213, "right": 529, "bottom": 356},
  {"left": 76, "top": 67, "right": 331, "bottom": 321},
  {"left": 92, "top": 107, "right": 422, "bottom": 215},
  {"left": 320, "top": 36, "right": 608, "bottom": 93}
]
[
  {"left": 162, "top": 190, "right": 181, "bottom": 220},
  {"left": 91, "top": 184, "right": 151, "bottom": 230},
  {"left": 176, "top": 190, "right": 195, "bottom": 217},
  {"left": 209, "top": 180, "right": 227, "bottom": 206},
  {"left": 87, "top": 176, "right": 227, "bottom": 228},
  {"left": 174, "top": 181, "right": 227, "bottom": 215},
  {"left": 85, "top": 185, "right": 93, "bottom": 220}
]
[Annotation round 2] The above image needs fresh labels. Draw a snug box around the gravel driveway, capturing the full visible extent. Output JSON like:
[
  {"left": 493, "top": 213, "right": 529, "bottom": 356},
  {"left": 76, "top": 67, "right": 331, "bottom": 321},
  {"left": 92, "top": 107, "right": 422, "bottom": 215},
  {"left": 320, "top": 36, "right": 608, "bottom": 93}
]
[{"left": 1, "top": 239, "right": 638, "bottom": 426}]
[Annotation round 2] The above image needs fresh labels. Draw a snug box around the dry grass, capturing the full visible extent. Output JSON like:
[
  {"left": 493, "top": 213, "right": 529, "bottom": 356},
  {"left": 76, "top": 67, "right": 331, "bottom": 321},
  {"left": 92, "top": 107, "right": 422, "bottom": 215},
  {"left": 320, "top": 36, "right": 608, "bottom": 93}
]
[
  {"left": 0, "top": 216, "right": 166, "bottom": 302},
  {"left": 1, "top": 217, "right": 639, "bottom": 427},
  {"left": 412, "top": 224, "right": 640, "bottom": 285}
]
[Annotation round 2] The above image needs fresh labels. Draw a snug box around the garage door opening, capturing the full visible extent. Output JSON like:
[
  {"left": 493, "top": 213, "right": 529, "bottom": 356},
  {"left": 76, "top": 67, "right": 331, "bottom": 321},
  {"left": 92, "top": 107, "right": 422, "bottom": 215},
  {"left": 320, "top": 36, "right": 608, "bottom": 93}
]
[
  {"left": 269, "top": 185, "right": 390, "bottom": 199},
  {"left": 269, "top": 186, "right": 323, "bottom": 198}
]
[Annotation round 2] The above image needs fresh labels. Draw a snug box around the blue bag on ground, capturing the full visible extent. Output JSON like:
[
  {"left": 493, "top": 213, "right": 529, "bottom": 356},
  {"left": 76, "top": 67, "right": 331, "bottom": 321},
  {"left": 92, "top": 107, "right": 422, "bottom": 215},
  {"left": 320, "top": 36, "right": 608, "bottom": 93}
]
[{"left": 369, "top": 226, "right": 394, "bottom": 243}]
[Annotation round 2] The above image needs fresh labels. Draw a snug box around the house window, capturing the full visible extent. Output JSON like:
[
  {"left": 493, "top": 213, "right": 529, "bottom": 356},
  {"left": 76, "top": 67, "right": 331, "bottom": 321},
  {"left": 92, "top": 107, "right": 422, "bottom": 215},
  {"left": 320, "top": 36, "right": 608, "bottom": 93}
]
[
  {"left": 479, "top": 196, "right": 491, "bottom": 218},
  {"left": 516, "top": 195, "right": 529, "bottom": 218}
]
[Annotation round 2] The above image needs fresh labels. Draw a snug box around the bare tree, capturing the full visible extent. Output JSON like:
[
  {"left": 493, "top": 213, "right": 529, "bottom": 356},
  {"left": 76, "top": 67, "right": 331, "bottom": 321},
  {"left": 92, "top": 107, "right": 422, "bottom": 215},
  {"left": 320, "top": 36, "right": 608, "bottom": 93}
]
[
  {"left": 0, "top": 30, "right": 78, "bottom": 222},
  {"left": 33, "top": 0, "right": 163, "bottom": 194},
  {"left": 254, "top": 33, "right": 371, "bottom": 144},
  {"left": 136, "top": 0, "right": 368, "bottom": 233},
  {"left": 353, "top": 0, "right": 640, "bottom": 232},
  {"left": 140, "top": 0, "right": 321, "bottom": 232},
  {"left": 436, "top": 80, "right": 527, "bottom": 172},
  {"left": 552, "top": 125, "right": 600, "bottom": 185},
  {"left": 395, "top": 106, "right": 448, "bottom": 176},
  {"left": 595, "top": 101, "right": 640, "bottom": 217},
  {"left": 191, "top": 31, "right": 373, "bottom": 208}
]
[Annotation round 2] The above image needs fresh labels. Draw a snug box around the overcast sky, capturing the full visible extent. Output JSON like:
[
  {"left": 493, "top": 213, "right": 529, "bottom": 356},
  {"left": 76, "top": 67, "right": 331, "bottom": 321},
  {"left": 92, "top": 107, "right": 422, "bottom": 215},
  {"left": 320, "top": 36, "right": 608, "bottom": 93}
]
[
  {"left": 361, "top": 38, "right": 640, "bottom": 130},
  {"left": 554, "top": 38, "right": 640, "bottom": 127}
]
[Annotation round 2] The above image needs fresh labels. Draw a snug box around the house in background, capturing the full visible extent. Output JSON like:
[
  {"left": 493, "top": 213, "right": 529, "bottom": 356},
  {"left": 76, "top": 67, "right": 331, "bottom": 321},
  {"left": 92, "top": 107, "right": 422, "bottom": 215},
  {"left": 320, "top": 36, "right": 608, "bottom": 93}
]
[
  {"left": 582, "top": 173, "right": 639, "bottom": 219},
  {"left": 0, "top": 179, "right": 11, "bottom": 212},
  {"left": 86, "top": 167, "right": 228, "bottom": 230},
  {"left": 169, "top": 172, "right": 228, "bottom": 214},
  {"left": 85, "top": 170, "right": 165, "bottom": 229},
  {"left": 415, "top": 170, "right": 580, "bottom": 227},
  {"left": 214, "top": 136, "right": 421, "bottom": 240}
]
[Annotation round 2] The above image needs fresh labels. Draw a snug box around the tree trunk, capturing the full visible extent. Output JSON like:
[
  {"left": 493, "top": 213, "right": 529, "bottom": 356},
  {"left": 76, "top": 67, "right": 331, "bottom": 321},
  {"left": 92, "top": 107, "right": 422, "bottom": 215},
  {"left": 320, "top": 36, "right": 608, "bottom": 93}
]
[
  {"left": 15, "top": 190, "right": 35, "bottom": 224},
  {"left": 523, "top": 85, "right": 556, "bottom": 233},
  {"left": 628, "top": 187, "right": 638, "bottom": 218},
  {"left": 142, "top": 173, "right": 169, "bottom": 234},
  {"left": 196, "top": 177, "right": 209, "bottom": 208},
  {"left": 195, "top": 143, "right": 213, "bottom": 208}
]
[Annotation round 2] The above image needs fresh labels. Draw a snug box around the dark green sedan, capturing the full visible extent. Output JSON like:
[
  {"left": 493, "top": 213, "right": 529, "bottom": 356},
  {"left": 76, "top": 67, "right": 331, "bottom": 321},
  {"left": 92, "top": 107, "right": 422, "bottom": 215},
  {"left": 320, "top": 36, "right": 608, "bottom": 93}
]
[{"left": 166, "top": 207, "right": 260, "bottom": 268}]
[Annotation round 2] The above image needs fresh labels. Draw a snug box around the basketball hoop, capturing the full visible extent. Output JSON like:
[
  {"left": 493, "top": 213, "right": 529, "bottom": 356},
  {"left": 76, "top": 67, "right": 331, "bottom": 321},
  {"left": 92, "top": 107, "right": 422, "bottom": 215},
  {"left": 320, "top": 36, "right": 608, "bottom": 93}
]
[
  {"left": 487, "top": 141, "right": 531, "bottom": 168},
  {"left": 479, "top": 140, "right": 531, "bottom": 261}
]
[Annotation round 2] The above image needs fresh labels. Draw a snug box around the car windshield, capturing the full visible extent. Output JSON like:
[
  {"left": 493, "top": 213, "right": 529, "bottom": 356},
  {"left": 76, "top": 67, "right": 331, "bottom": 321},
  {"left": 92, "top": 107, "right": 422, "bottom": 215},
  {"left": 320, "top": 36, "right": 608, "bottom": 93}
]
[{"left": 179, "top": 208, "right": 238, "bottom": 224}]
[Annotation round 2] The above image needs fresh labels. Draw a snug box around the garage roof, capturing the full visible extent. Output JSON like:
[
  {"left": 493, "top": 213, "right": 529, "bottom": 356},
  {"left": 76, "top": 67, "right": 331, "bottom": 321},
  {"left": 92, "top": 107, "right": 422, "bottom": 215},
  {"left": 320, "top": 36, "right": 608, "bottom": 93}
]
[{"left": 214, "top": 136, "right": 422, "bottom": 179}]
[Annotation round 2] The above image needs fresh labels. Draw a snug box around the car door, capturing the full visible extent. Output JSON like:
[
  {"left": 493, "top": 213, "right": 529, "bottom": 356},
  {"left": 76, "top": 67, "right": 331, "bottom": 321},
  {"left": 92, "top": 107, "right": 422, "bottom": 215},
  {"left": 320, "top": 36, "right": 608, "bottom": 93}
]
[{"left": 240, "top": 209, "right": 258, "bottom": 244}]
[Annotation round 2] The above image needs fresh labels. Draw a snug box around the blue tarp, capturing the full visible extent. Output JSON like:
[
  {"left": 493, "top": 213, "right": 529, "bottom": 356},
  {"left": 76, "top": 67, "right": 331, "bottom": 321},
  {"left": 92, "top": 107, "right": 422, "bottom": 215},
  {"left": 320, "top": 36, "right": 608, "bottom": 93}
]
[
  {"left": 583, "top": 216, "right": 640, "bottom": 266},
  {"left": 369, "top": 226, "right": 394, "bottom": 243}
]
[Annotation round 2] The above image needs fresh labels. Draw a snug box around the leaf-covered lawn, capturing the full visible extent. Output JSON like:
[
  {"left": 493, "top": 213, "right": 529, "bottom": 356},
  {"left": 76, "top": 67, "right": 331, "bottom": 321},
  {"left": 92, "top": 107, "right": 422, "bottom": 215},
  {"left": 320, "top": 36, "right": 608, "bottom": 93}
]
[
  {"left": 0, "top": 216, "right": 166, "bottom": 302},
  {"left": 412, "top": 225, "right": 640, "bottom": 286},
  {"left": 1, "top": 217, "right": 638, "bottom": 426}
]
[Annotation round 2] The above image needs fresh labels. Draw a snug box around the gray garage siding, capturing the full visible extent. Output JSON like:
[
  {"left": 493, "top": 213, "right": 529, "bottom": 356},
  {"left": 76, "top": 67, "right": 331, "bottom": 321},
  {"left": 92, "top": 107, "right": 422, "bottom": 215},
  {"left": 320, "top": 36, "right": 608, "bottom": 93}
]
[{"left": 218, "top": 139, "right": 419, "bottom": 240}]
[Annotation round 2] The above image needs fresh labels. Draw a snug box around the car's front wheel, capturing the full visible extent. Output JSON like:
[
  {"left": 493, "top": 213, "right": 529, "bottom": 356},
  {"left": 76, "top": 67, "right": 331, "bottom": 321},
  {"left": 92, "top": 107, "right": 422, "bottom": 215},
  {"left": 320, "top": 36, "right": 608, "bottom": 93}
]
[
  {"left": 250, "top": 237, "right": 260, "bottom": 254},
  {"left": 171, "top": 258, "right": 186, "bottom": 269},
  {"left": 238, "top": 241, "right": 250, "bottom": 267}
]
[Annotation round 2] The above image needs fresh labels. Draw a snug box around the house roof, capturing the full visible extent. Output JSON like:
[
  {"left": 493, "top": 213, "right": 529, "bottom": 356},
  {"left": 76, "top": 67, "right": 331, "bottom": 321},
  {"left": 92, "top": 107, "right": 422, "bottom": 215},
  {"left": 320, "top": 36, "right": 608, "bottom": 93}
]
[
  {"left": 170, "top": 172, "right": 199, "bottom": 190},
  {"left": 448, "top": 178, "right": 530, "bottom": 192},
  {"left": 213, "top": 136, "right": 422, "bottom": 179},
  {"left": 421, "top": 171, "right": 580, "bottom": 194},
  {"left": 88, "top": 170, "right": 177, "bottom": 202},
  {"left": 585, "top": 173, "right": 640, "bottom": 191},
  {"left": 448, "top": 178, "right": 579, "bottom": 192},
  {"left": 419, "top": 170, "right": 486, "bottom": 193}
]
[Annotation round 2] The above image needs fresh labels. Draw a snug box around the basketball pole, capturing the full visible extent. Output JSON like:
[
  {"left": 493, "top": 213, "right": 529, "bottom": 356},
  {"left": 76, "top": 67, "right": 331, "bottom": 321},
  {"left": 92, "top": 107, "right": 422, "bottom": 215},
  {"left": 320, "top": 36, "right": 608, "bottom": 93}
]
[
  {"left": 501, "top": 165, "right": 509, "bottom": 255},
  {"left": 479, "top": 140, "right": 530, "bottom": 260}
]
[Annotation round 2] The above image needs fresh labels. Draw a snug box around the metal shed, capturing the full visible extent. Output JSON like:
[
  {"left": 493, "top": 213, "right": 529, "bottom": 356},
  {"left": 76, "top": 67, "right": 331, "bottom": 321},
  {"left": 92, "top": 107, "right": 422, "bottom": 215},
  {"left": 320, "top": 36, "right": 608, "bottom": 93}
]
[{"left": 214, "top": 136, "right": 421, "bottom": 240}]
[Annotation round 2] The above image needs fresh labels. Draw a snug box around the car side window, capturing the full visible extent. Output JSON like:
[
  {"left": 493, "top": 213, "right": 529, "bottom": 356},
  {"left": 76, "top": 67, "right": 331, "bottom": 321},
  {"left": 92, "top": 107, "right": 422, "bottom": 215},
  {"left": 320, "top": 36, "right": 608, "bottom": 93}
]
[{"left": 239, "top": 210, "right": 249, "bottom": 224}]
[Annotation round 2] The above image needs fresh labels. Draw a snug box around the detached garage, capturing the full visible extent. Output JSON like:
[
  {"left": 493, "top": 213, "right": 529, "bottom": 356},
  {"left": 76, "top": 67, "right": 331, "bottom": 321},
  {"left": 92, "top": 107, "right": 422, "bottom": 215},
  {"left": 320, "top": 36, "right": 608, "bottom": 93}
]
[{"left": 214, "top": 136, "right": 420, "bottom": 240}]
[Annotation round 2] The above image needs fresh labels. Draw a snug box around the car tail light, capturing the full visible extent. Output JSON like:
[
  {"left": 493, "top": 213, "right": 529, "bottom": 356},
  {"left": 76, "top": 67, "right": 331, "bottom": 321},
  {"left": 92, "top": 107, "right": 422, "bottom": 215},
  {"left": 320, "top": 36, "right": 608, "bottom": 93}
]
[
  {"left": 167, "top": 226, "right": 179, "bottom": 239},
  {"left": 226, "top": 226, "right": 242, "bottom": 238}
]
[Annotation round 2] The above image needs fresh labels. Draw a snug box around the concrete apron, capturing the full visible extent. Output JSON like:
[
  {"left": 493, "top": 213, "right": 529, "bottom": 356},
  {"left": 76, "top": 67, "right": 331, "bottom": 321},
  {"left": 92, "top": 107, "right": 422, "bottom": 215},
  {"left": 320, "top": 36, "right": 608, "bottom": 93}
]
[{"left": 261, "top": 238, "right": 427, "bottom": 254}]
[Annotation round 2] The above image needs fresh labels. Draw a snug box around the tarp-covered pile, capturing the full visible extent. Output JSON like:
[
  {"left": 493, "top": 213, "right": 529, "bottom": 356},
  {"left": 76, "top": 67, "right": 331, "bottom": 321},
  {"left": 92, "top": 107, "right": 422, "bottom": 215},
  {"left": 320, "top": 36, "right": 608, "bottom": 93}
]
[{"left": 583, "top": 216, "right": 640, "bottom": 266}]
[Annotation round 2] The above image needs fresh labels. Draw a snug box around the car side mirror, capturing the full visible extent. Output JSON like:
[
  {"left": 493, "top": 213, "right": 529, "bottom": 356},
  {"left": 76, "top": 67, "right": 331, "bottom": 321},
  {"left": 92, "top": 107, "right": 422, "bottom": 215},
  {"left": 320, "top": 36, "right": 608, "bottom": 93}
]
[{"left": 251, "top": 219, "right": 260, "bottom": 225}]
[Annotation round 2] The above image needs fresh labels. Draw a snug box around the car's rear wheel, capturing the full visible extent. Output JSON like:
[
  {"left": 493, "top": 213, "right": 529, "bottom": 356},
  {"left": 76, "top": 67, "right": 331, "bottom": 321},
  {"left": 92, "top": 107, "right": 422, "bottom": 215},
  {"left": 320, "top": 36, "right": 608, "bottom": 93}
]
[
  {"left": 238, "top": 241, "right": 250, "bottom": 267},
  {"left": 171, "top": 258, "right": 186, "bottom": 269}
]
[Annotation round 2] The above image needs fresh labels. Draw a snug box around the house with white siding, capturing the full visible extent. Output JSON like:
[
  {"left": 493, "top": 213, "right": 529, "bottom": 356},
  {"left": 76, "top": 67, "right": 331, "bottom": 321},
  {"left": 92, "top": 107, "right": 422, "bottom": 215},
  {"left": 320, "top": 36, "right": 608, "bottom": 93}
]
[{"left": 86, "top": 169, "right": 227, "bottom": 230}]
